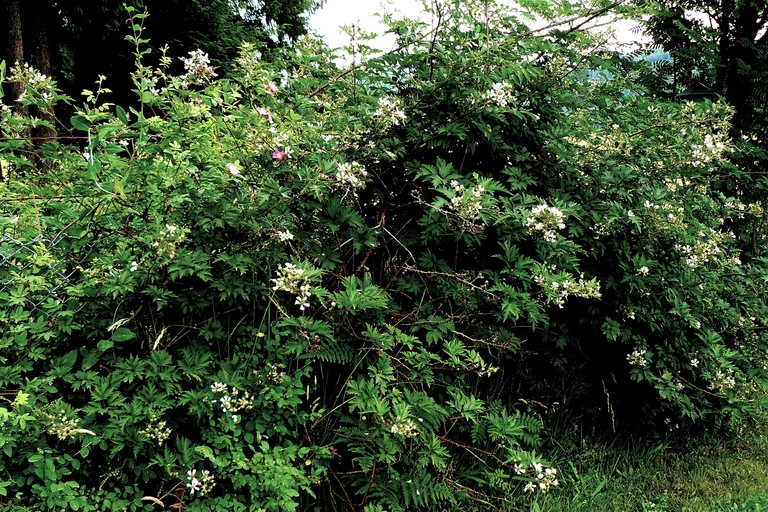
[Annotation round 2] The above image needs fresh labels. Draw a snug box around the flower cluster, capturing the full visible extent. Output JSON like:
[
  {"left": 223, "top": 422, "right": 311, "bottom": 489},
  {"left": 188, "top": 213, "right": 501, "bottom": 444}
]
[
  {"left": 514, "top": 462, "right": 559, "bottom": 493},
  {"left": 709, "top": 368, "right": 736, "bottom": 391},
  {"left": 664, "top": 176, "right": 694, "bottom": 192},
  {"left": 46, "top": 412, "right": 81, "bottom": 440},
  {"left": 152, "top": 223, "right": 184, "bottom": 259},
  {"left": 373, "top": 96, "right": 407, "bottom": 127},
  {"left": 266, "top": 363, "right": 286, "bottom": 384},
  {"left": 257, "top": 107, "right": 274, "bottom": 124},
  {"left": 42, "top": 411, "right": 96, "bottom": 441},
  {"left": 724, "top": 199, "right": 763, "bottom": 219},
  {"left": 8, "top": 62, "right": 56, "bottom": 105},
  {"left": 481, "top": 81, "right": 517, "bottom": 107},
  {"left": 627, "top": 349, "right": 649, "bottom": 367},
  {"left": 276, "top": 230, "right": 294, "bottom": 242},
  {"left": 271, "top": 262, "right": 312, "bottom": 311},
  {"left": 389, "top": 416, "right": 418, "bottom": 437},
  {"left": 690, "top": 132, "right": 729, "bottom": 168},
  {"left": 268, "top": 127, "right": 290, "bottom": 150},
  {"left": 449, "top": 180, "right": 485, "bottom": 226},
  {"left": 533, "top": 271, "right": 601, "bottom": 308},
  {"left": 233, "top": 41, "right": 265, "bottom": 83},
  {"left": 140, "top": 416, "right": 172, "bottom": 447},
  {"left": 186, "top": 468, "right": 215, "bottom": 496},
  {"left": 180, "top": 50, "right": 218, "bottom": 85},
  {"left": 643, "top": 200, "right": 687, "bottom": 230},
  {"left": 272, "top": 146, "right": 292, "bottom": 162},
  {"left": 210, "top": 382, "right": 253, "bottom": 422},
  {"left": 674, "top": 228, "right": 735, "bottom": 268},
  {"left": 526, "top": 204, "right": 566, "bottom": 242},
  {"left": 333, "top": 161, "right": 368, "bottom": 191}
]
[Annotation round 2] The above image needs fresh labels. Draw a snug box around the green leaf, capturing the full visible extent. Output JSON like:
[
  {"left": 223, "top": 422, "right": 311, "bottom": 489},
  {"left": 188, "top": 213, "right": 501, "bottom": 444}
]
[
  {"left": 195, "top": 445, "right": 215, "bottom": 461},
  {"left": 70, "top": 115, "right": 91, "bottom": 132},
  {"left": 111, "top": 328, "right": 136, "bottom": 342},
  {"left": 59, "top": 350, "right": 78, "bottom": 372},
  {"left": 115, "top": 105, "right": 129, "bottom": 124}
]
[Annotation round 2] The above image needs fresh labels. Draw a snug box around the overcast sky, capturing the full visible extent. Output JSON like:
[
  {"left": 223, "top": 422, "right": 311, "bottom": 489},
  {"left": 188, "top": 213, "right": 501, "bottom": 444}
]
[
  {"left": 309, "top": 0, "right": 423, "bottom": 51},
  {"left": 308, "top": 0, "right": 648, "bottom": 54}
]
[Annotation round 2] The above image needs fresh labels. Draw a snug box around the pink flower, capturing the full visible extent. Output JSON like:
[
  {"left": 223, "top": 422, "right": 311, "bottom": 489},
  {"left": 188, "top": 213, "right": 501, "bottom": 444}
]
[
  {"left": 257, "top": 107, "right": 273, "bottom": 123},
  {"left": 265, "top": 83, "right": 279, "bottom": 94},
  {"left": 272, "top": 151, "right": 286, "bottom": 161},
  {"left": 226, "top": 163, "right": 239, "bottom": 175}
]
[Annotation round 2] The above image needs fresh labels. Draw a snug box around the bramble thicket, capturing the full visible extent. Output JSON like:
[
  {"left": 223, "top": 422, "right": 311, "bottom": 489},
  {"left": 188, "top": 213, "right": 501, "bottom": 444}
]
[{"left": 1, "top": 1, "right": 767, "bottom": 510}]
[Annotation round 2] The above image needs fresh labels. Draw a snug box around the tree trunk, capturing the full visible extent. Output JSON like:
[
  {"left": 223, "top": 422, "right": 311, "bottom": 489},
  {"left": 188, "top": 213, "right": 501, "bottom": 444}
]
[
  {"left": 24, "top": 3, "right": 51, "bottom": 78},
  {"left": 23, "top": 0, "right": 57, "bottom": 142},
  {"left": 1, "top": 0, "right": 27, "bottom": 111},
  {"left": 715, "top": 0, "right": 733, "bottom": 94}
]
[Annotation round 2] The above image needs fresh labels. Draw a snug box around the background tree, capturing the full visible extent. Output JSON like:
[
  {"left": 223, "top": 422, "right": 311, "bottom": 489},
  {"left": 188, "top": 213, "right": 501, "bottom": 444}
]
[
  {"left": 639, "top": 0, "right": 768, "bottom": 135},
  {"left": 0, "top": 0, "right": 323, "bottom": 109},
  {"left": 0, "top": 0, "right": 25, "bottom": 110}
]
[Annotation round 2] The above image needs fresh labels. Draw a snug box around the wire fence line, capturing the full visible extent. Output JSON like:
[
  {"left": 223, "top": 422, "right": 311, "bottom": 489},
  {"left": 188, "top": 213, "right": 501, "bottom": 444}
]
[{"left": 0, "top": 226, "right": 95, "bottom": 319}]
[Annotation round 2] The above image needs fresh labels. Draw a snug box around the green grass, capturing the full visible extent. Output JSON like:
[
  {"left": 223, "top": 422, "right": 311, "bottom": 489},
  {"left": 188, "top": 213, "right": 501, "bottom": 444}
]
[{"left": 527, "top": 420, "right": 768, "bottom": 512}]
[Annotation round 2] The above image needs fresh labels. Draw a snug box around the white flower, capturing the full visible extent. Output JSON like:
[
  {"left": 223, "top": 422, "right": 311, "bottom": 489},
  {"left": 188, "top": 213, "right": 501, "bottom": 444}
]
[
  {"left": 627, "top": 349, "right": 648, "bottom": 367},
  {"left": 334, "top": 161, "right": 368, "bottom": 190},
  {"left": 481, "top": 82, "right": 517, "bottom": 106},
  {"left": 186, "top": 469, "right": 201, "bottom": 494},
  {"left": 272, "top": 262, "right": 313, "bottom": 311},
  {"left": 210, "top": 382, "right": 227, "bottom": 393},
  {"left": 277, "top": 230, "right": 294, "bottom": 242},
  {"left": 129, "top": 261, "right": 138, "bottom": 272},
  {"left": 526, "top": 204, "right": 566, "bottom": 242},
  {"left": 180, "top": 50, "right": 217, "bottom": 84},
  {"left": 373, "top": 96, "right": 407, "bottom": 125}
]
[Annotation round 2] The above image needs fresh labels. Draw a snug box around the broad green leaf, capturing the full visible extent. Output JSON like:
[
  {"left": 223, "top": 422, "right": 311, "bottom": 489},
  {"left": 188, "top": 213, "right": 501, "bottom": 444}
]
[
  {"left": 111, "top": 328, "right": 136, "bottom": 342},
  {"left": 116, "top": 105, "right": 129, "bottom": 124},
  {"left": 70, "top": 115, "right": 91, "bottom": 131}
]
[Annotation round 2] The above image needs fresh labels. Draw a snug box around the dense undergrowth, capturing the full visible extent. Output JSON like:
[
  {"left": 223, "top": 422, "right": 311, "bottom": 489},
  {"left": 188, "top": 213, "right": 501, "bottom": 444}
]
[{"left": 1, "top": 1, "right": 767, "bottom": 510}]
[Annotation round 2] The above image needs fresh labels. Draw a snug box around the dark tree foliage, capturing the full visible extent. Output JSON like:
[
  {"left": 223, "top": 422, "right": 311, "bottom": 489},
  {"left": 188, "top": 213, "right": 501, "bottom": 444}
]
[
  {"left": 0, "top": 0, "right": 322, "bottom": 108},
  {"left": 639, "top": 0, "right": 768, "bottom": 135}
]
